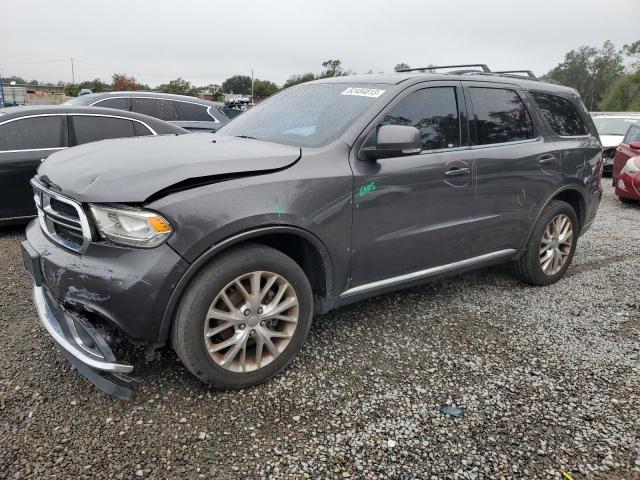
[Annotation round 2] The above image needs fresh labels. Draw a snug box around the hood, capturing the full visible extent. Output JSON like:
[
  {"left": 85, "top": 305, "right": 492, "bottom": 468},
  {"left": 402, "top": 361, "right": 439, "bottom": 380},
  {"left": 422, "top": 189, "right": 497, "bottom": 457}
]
[
  {"left": 599, "top": 134, "right": 623, "bottom": 149},
  {"left": 37, "top": 134, "right": 301, "bottom": 203}
]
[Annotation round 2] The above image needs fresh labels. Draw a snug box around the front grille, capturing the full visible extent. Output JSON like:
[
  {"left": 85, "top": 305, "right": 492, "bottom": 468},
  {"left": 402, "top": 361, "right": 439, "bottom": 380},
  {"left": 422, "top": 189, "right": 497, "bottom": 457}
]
[
  {"left": 32, "top": 180, "right": 92, "bottom": 252},
  {"left": 50, "top": 198, "right": 80, "bottom": 219}
]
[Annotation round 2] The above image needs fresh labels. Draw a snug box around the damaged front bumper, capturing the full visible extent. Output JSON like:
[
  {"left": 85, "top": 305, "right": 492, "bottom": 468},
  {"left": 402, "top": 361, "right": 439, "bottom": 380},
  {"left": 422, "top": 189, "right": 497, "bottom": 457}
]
[
  {"left": 32, "top": 284, "right": 136, "bottom": 399},
  {"left": 22, "top": 220, "right": 189, "bottom": 399}
]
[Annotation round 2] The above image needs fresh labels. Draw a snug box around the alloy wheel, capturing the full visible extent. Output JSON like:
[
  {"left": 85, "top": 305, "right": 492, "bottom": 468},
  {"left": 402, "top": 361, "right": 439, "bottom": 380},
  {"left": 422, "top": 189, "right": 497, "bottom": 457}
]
[
  {"left": 539, "top": 214, "right": 573, "bottom": 276},
  {"left": 204, "top": 271, "right": 299, "bottom": 373}
]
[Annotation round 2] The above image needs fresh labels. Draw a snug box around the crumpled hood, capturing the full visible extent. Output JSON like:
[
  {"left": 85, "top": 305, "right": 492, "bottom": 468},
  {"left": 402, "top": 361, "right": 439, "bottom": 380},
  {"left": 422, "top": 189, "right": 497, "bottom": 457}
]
[
  {"left": 37, "top": 134, "right": 301, "bottom": 203},
  {"left": 599, "top": 135, "right": 623, "bottom": 149}
]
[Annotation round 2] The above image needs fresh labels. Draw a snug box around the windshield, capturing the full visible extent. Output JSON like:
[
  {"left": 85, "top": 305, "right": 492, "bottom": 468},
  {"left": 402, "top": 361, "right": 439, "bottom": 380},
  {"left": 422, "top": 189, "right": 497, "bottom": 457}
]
[
  {"left": 592, "top": 116, "right": 640, "bottom": 135},
  {"left": 218, "top": 83, "right": 389, "bottom": 148}
]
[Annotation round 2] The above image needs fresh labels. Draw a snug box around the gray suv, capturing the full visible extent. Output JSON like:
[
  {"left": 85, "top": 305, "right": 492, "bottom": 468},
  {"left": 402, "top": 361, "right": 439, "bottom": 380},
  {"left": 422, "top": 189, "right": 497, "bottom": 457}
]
[{"left": 22, "top": 68, "right": 603, "bottom": 398}]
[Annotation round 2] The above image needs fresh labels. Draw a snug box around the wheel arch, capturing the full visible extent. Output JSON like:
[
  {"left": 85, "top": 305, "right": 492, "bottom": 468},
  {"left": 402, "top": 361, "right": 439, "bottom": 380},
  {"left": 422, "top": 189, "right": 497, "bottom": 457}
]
[
  {"left": 523, "top": 186, "right": 586, "bottom": 251},
  {"left": 157, "top": 225, "right": 334, "bottom": 344}
]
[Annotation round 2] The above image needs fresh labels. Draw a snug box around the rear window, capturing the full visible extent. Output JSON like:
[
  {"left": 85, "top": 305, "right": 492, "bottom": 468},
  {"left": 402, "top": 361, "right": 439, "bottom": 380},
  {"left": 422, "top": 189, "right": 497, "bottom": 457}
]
[
  {"left": 529, "top": 91, "right": 588, "bottom": 136},
  {"left": 469, "top": 87, "right": 535, "bottom": 145},
  {"left": 0, "top": 116, "right": 67, "bottom": 151},
  {"left": 71, "top": 116, "right": 135, "bottom": 145},
  {"left": 177, "top": 102, "right": 215, "bottom": 122},
  {"left": 132, "top": 98, "right": 179, "bottom": 121}
]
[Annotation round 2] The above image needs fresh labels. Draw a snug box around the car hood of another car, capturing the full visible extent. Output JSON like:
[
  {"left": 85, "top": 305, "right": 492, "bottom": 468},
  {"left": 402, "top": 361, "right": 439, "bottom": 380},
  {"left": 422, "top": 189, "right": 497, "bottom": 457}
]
[
  {"left": 37, "top": 134, "right": 301, "bottom": 203},
  {"left": 599, "top": 134, "right": 624, "bottom": 149}
]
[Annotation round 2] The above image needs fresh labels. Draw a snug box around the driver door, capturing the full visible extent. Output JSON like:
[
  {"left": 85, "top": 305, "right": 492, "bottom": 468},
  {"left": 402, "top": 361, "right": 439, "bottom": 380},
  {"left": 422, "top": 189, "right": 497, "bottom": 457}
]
[{"left": 348, "top": 82, "right": 475, "bottom": 289}]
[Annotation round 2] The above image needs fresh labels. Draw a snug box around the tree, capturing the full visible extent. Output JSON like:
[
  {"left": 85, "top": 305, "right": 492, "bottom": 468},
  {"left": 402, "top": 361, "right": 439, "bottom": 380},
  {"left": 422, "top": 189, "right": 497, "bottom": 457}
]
[
  {"left": 546, "top": 40, "right": 624, "bottom": 111},
  {"left": 112, "top": 73, "right": 140, "bottom": 91},
  {"left": 600, "top": 70, "right": 640, "bottom": 111},
  {"left": 156, "top": 77, "right": 199, "bottom": 96},
  {"left": 283, "top": 72, "right": 315, "bottom": 89},
  {"left": 197, "top": 83, "right": 224, "bottom": 100},
  {"left": 394, "top": 63, "right": 410, "bottom": 72},
  {"left": 252, "top": 79, "right": 279, "bottom": 98},
  {"left": 78, "top": 78, "right": 110, "bottom": 93},
  {"left": 319, "top": 59, "right": 346, "bottom": 78},
  {"left": 221, "top": 75, "right": 252, "bottom": 95},
  {"left": 63, "top": 83, "right": 80, "bottom": 97},
  {"left": 623, "top": 40, "right": 640, "bottom": 71}
]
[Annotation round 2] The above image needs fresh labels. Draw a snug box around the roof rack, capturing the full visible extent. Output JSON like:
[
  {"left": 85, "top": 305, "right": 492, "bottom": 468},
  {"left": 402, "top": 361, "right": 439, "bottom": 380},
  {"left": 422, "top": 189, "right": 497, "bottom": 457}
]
[
  {"left": 397, "top": 64, "right": 491, "bottom": 73},
  {"left": 492, "top": 70, "right": 536, "bottom": 78}
]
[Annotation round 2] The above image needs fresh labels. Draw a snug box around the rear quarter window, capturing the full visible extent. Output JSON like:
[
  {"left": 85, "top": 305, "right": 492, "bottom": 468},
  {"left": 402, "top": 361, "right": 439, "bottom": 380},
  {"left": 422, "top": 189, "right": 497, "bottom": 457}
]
[{"left": 529, "top": 91, "right": 588, "bottom": 136}]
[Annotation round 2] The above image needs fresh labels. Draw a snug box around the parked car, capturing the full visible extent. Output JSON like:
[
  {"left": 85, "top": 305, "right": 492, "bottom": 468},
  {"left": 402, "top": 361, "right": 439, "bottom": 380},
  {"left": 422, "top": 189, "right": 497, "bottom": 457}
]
[
  {"left": 612, "top": 122, "right": 640, "bottom": 180},
  {"left": 591, "top": 113, "right": 640, "bottom": 175},
  {"left": 612, "top": 123, "right": 640, "bottom": 203},
  {"left": 22, "top": 68, "right": 602, "bottom": 398},
  {"left": 614, "top": 156, "right": 640, "bottom": 204},
  {"left": 0, "top": 105, "right": 186, "bottom": 224},
  {"left": 65, "top": 91, "right": 232, "bottom": 132}
]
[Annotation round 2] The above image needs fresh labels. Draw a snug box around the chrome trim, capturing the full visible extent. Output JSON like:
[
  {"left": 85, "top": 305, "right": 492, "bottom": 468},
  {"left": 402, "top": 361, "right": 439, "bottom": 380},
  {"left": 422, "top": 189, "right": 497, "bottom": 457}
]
[
  {"left": 67, "top": 112, "right": 159, "bottom": 135},
  {"left": 91, "top": 96, "right": 220, "bottom": 123},
  {"left": 340, "top": 249, "right": 516, "bottom": 298},
  {"left": 31, "top": 179, "right": 93, "bottom": 253},
  {"left": 33, "top": 286, "right": 133, "bottom": 373},
  {"left": 0, "top": 147, "right": 66, "bottom": 154}
]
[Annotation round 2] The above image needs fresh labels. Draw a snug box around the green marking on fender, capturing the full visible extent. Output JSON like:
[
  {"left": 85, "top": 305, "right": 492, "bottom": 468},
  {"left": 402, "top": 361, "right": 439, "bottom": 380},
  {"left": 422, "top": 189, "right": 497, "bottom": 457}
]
[
  {"left": 267, "top": 199, "right": 284, "bottom": 218},
  {"left": 358, "top": 182, "right": 376, "bottom": 197}
]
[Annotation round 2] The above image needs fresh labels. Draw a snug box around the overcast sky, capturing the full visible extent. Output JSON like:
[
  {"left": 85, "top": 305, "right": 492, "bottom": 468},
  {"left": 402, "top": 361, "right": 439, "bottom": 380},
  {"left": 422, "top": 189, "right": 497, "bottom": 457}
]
[{"left": 3, "top": 0, "right": 639, "bottom": 87}]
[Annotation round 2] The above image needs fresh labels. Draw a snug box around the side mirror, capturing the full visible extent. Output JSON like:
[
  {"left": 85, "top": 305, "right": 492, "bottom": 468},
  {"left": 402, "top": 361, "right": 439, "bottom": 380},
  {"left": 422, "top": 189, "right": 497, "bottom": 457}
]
[
  {"left": 629, "top": 141, "right": 640, "bottom": 150},
  {"left": 362, "top": 125, "right": 422, "bottom": 160}
]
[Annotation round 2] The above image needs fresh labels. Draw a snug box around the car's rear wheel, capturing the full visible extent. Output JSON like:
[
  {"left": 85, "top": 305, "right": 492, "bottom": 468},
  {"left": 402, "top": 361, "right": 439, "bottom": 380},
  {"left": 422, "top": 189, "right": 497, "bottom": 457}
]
[
  {"left": 172, "top": 244, "right": 313, "bottom": 388},
  {"left": 511, "top": 200, "right": 578, "bottom": 286}
]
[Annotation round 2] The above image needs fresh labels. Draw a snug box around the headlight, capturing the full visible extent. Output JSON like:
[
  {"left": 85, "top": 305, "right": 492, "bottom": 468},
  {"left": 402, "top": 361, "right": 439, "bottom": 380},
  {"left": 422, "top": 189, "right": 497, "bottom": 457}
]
[
  {"left": 622, "top": 156, "right": 640, "bottom": 174},
  {"left": 89, "top": 205, "right": 172, "bottom": 248}
]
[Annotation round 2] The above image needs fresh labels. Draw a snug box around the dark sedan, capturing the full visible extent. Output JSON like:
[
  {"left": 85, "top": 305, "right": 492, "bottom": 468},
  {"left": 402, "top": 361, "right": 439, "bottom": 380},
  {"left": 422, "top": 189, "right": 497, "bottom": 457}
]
[
  {"left": 0, "top": 105, "right": 187, "bottom": 224},
  {"left": 65, "top": 91, "right": 234, "bottom": 132}
]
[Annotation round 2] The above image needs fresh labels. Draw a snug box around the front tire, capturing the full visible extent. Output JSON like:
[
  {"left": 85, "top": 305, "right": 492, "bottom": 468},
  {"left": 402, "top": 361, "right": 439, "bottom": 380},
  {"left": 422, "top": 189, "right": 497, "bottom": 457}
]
[
  {"left": 619, "top": 196, "right": 636, "bottom": 204},
  {"left": 172, "top": 244, "right": 313, "bottom": 388},
  {"left": 511, "top": 200, "right": 578, "bottom": 286}
]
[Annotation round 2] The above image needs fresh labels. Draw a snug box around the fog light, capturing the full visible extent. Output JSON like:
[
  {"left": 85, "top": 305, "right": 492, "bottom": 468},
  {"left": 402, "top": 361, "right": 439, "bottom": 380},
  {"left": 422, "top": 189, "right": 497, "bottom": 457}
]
[{"left": 617, "top": 179, "right": 626, "bottom": 191}]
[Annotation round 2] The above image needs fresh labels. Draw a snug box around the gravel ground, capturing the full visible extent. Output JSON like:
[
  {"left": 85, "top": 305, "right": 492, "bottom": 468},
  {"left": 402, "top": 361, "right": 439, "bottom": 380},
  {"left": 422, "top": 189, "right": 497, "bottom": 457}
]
[{"left": 1, "top": 184, "right": 639, "bottom": 480}]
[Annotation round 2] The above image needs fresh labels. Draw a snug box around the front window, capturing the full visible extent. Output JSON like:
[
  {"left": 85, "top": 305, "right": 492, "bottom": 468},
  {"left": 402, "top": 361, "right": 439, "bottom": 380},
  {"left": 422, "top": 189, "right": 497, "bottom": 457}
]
[
  {"left": 593, "top": 116, "right": 640, "bottom": 136},
  {"left": 218, "top": 83, "right": 389, "bottom": 148}
]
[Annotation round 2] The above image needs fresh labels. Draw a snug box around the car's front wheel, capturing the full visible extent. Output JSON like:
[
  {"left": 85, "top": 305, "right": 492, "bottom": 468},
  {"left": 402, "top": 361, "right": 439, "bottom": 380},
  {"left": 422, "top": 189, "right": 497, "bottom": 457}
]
[
  {"left": 511, "top": 200, "right": 578, "bottom": 286},
  {"left": 172, "top": 244, "right": 313, "bottom": 388}
]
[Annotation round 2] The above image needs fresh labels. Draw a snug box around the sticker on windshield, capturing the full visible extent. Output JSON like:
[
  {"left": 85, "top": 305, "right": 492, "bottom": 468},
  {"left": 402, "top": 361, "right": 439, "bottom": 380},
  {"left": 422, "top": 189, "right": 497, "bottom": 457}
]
[{"left": 341, "top": 87, "right": 386, "bottom": 98}]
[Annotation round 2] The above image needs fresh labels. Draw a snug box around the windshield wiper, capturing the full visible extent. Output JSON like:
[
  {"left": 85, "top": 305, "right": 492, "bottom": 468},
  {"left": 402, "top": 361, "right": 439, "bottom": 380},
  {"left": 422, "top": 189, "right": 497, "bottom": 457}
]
[{"left": 235, "top": 135, "right": 258, "bottom": 140}]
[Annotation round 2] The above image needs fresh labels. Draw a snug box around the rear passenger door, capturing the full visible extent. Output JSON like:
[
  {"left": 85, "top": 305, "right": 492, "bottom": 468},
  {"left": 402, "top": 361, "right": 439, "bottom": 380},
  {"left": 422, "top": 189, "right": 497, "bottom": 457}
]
[
  {"left": 463, "top": 81, "right": 562, "bottom": 256},
  {"left": 175, "top": 101, "right": 220, "bottom": 132}
]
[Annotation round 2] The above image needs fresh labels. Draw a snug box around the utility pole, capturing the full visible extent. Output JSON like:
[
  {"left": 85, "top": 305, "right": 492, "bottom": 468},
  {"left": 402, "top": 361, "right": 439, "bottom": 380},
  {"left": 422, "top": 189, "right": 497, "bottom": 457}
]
[
  {"left": 70, "top": 58, "right": 75, "bottom": 84},
  {"left": 251, "top": 69, "right": 254, "bottom": 104}
]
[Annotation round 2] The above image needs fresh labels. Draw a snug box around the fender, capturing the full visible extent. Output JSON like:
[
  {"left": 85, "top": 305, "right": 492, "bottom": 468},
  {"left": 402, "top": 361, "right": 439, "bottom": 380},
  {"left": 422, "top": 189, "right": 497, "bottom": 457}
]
[
  {"left": 156, "top": 225, "right": 334, "bottom": 344},
  {"left": 521, "top": 185, "right": 587, "bottom": 252}
]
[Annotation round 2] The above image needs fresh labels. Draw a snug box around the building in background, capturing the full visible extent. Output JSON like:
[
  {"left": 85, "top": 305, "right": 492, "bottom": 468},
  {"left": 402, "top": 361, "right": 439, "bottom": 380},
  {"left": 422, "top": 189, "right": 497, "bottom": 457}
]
[{"left": 1, "top": 83, "right": 66, "bottom": 106}]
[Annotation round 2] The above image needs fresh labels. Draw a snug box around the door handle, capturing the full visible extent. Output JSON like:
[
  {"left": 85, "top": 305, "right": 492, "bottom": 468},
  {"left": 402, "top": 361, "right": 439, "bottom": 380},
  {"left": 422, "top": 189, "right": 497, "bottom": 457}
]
[
  {"left": 444, "top": 167, "right": 470, "bottom": 176},
  {"left": 537, "top": 154, "right": 557, "bottom": 165}
]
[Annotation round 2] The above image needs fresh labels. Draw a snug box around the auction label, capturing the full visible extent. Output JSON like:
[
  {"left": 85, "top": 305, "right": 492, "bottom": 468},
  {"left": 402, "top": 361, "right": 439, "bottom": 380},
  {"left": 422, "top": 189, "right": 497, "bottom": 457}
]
[{"left": 341, "top": 87, "right": 386, "bottom": 98}]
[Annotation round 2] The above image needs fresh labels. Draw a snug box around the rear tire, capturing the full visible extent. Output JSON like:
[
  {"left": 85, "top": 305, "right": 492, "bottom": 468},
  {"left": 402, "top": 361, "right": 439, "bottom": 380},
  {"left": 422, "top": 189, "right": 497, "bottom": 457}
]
[
  {"left": 619, "top": 196, "right": 636, "bottom": 204},
  {"left": 511, "top": 200, "right": 578, "bottom": 286},
  {"left": 172, "top": 243, "right": 313, "bottom": 388}
]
